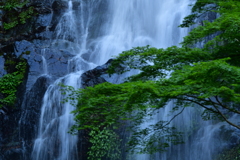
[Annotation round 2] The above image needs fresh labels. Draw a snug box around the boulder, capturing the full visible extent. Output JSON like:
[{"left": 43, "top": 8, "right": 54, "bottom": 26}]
[
  {"left": 81, "top": 58, "right": 130, "bottom": 87},
  {"left": 81, "top": 59, "right": 115, "bottom": 87}
]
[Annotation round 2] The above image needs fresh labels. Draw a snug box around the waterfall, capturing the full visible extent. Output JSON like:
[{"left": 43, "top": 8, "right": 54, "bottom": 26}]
[
  {"left": 90, "top": 0, "right": 192, "bottom": 65},
  {"left": 32, "top": 0, "right": 81, "bottom": 152},
  {"left": 31, "top": 0, "right": 228, "bottom": 160},
  {"left": 41, "top": 49, "right": 48, "bottom": 75},
  {"left": 31, "top": 1, "right": 97, "bottom": 159}
]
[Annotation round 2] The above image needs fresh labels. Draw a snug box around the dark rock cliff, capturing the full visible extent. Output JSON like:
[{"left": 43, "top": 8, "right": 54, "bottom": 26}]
[
  {"left": 0, "top": 0, "right": 75, "bottom": 159},
  {"left": 0, "top": 0, "right": 109, "bottom": 159}
]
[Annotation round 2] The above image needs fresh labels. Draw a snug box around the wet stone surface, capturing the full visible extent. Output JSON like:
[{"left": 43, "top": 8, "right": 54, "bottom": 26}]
[{"left": 0, "top": 1, "right": 76, "bottom": 158}]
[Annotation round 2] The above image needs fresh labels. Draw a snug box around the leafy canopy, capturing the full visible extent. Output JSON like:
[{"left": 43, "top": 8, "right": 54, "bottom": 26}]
[{"left": 63, "top": 0, "right": 240, "bottom": 159}]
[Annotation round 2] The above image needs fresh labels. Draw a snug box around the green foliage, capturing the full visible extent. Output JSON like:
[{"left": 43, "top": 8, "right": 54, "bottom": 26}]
[
  {"left": 63, "top": 0, "right": 240, "bottom": 158},
  {"left": 0, "top": 0, "right": 36, "bottom": 30},
  {"left": 63, "top": 80, "right": 184, "bottom": 155},
  {"left": 0, "top": 60, "right": 27, "bottom": 108},
  {"left": 88, "top": 127, "right": 121, "bottom": 160}
]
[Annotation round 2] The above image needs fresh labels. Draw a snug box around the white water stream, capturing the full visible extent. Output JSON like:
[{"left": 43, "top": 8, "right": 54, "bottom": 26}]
[{"left": 31, "top": 0, "right": 227, "bottom": 160}]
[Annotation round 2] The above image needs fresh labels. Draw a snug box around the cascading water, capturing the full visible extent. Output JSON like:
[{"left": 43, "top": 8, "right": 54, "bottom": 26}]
[
  {"left": 31, "top": 73, "right": 81, "bottom": 160},
  {"left": 52, "top": 0, "right": 80, "bottom": 54},
  {"left": 31, "top": 1, "right": 80, "bottom": 158},
  {"left": 31, "top": 1, "right": 96, "bottom": 159},
  {"left": 31, "top": 0, "right": 228, "bottom": 160},
  {"left": 41, "top": 49, "right": 48, "bottom": 75},
  {"left": 90, "top": 0, "right": 192, "bottom": 65}
]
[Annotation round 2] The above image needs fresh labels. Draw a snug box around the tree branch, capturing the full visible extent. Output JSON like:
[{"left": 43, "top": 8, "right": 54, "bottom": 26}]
[
  {"left": 180, "top": 97, "right": 240, "bottom": 129},
  {"left": 178, "top": 97, "right": 219, "bottom": 114},
  {"left": 215, "top": 96, "right": 240, "bottom": 114},
  {"left": 186, "top": 94, "right": 240, "bottom": 114},
  {"left": 162, "top": 107, "right": 185, "bottom": 128},
  {"left": 210, "top": 98, "right": 240, "bottom": 129}
]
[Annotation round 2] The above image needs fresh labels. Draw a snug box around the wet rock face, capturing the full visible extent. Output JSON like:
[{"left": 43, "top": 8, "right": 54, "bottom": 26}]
[
  {"left": 13, "top": 40, "right": 72, "bottom": 91},
  {"left": 86, "top": 0, "right": 108, "bottom": 40},
  {"left": 81, "top": 58, "right": 128, "bottom": 87},
  {"left": 51, "top": 0, "right": 80, "bottom": 11},
  {"left": 0, "top": 76, "right": 50, "bottom": 160},
  {"left": 0, "top": 43, "right": 72, "bottom": 159},
  {"left": 219, "top": 125, "right": 240, "bottom": 148},
  {"left": 0, "top": 56, "right": 6, "bottom": 77},
  {"left": 191, "top": 4, "right": 218, "bottom": 48},
  {"left": 52, "top": 0, "right": 68, "bottom": 11},
  {"left": 81, "top": 59, "right": 126, "bottom": 87},
  {"left": 0, "top": 0, "right": 75, "bottom": 159},
  {"left": 81, "top": 59, "right": 113, "bottom": 87},
  {"left": 18, "top": 76, "right": 51, "bottom": 160},
  {"left": 50, "top": 0, "right": 80, "bottom": 31}
]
